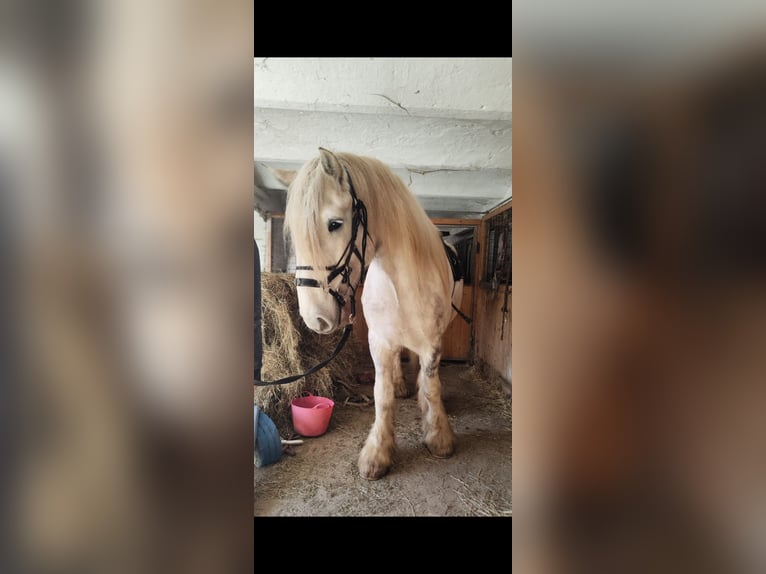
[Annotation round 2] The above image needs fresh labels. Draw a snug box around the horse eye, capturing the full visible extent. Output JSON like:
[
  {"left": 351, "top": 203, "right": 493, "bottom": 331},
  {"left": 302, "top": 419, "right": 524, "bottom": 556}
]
[{"left": 328, "top": 220, "right": 343, "bottom": 232}]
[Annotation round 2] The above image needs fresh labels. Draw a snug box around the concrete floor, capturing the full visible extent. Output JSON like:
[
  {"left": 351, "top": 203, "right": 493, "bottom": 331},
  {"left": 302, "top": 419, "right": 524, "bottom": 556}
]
[{"left": 254, "top": 363, "right": 511, "bottom": 516}]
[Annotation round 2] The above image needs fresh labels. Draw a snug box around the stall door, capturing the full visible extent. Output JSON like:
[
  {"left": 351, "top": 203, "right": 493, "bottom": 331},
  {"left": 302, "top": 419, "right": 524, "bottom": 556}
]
[{"left": 438, "top": 224, "right": 477, "bottom": 361}]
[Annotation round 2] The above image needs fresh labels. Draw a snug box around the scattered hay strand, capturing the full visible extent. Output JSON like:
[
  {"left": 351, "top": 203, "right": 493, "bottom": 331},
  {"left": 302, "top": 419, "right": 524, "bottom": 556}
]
[
  {"left": 464, "top": 361, "right": 512, "bottom": 422},
  {"left": 449, "top": 472, "right": 512, "bottom": 517}
]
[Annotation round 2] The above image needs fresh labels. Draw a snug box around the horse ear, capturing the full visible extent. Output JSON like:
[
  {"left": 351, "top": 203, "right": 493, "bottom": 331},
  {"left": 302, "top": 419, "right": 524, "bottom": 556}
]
[{"left": 318, "top": 147, "right": 341, "bottom": 177}]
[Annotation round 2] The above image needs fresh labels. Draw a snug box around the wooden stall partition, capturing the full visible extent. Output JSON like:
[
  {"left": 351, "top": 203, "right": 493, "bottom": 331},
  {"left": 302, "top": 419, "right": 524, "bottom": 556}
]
[
  {"left": 474, "top": 200, "right": 512, "bottom": 383},
  {"left": 436, "top": 219, "right": 481, "bottom": 361}
]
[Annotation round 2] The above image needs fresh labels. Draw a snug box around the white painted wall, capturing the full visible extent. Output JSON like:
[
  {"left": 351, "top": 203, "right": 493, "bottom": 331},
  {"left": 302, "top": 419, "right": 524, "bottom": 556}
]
[
  {"left": 254, "top": 58, "right": 512, "bottom": 120},
  {"left": 254, "top": 58, "right": 512, "bottom": 217},
  {"left": 254, "top": 108, "right": 511, "bottom": 170}
]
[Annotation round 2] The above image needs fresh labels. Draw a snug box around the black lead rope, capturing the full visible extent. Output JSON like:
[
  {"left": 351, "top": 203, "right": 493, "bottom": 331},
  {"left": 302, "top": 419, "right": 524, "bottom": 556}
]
[
  {"left": 254, "top": 324, "right": 353, "bottom": 386},
  {"left": 255, "top": 164, "right": 369, "bottom": 387},
  {"left": 452, "top": 302, "right": 473, "bottom": 324}
]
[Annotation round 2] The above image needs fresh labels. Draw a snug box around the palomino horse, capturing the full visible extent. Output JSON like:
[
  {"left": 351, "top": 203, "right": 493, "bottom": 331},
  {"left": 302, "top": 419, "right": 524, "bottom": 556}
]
[{"left": 284, "top": 148, "right": 464, "bottom": 480}]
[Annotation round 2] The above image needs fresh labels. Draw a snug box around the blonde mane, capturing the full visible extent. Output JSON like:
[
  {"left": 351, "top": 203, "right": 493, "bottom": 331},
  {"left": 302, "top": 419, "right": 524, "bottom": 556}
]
[{"left": 284, "top": 152, "right": 450, "bottom": 295}]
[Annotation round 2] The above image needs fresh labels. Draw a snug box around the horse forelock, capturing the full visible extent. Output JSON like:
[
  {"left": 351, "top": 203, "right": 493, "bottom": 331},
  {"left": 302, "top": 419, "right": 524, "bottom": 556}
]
[{"left": 284, "top": 157, "right": 345, "bottom": 269}]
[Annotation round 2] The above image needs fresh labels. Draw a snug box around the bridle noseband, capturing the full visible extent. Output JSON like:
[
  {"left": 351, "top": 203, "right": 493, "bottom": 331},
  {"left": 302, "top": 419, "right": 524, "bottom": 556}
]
[{"left": 294, "top": 165, "right": 370, "bottom": 323}]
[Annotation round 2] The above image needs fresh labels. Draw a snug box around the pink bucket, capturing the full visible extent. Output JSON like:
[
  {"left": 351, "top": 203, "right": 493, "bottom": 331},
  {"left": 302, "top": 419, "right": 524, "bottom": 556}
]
[{"left": 291, "top": 394, "right": 335, "bottom": 437}]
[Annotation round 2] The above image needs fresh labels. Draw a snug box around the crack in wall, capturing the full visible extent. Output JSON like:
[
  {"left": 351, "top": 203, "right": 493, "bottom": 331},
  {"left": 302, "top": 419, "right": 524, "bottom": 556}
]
[
  {"left": 406, "top": 167, "right": 478, "bottom": 176},
  {"left": 371, "top": 93, "right": 411, "bottom": 115}
]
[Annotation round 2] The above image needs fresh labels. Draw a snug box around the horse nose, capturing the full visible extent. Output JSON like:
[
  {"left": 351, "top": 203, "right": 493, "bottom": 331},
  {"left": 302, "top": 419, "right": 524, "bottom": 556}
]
[
  {"left": 301, "top": 309, "right": 335, "bottom": 334},
  {"left": 314, "top": 316, "right": 332, "bottom": 334}
]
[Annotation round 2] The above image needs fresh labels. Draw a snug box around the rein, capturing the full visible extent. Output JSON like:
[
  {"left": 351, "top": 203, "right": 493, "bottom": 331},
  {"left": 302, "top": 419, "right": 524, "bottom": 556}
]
[{"left": 255, "top": 165, "right": 370, "bottom": 387}]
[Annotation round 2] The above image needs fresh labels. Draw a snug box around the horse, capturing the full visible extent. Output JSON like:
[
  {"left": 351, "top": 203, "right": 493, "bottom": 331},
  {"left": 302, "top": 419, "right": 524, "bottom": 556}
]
[{"left": 284, "top": 148, "right": 464, "bottom": 480}]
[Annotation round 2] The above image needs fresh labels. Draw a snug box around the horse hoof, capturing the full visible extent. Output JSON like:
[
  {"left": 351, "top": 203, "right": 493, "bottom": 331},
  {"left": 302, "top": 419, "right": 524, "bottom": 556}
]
[
  {"left": 394, "top": 385, "right": 414, "bottom": 399},
  {"left": 426, "top": 446, "right": 454, "bottom": 459},
  {"left": 358, "top": 443, "right": 393, "bottom": 480},
  {"left": 359, "top": 460, "right": 391, "bottom": 480},
  {"left": 425, "top": 433, "right": 456, "bottom": 459}
]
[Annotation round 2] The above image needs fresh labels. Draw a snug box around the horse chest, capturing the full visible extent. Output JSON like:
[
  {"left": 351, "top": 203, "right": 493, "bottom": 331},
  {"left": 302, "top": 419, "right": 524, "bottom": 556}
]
[
  {"left": 361, "top": 260, "right": 445, "bottom": 350},
  {"left": 361, "top": 261, "right": 406, "bottom": 336}
]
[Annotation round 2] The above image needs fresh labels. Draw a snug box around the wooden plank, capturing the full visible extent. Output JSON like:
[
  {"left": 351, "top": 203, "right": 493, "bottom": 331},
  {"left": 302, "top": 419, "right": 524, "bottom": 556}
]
[
  {"left": 430, "top": 217, "right": 482, "bottom": 226},
  {"left": 473, "top": 202, "right": 511, "bottom": 381},
  {"left": 482, "top": 198, "right": 512, "bottom": 220},
  {"left": 441, "top": 285, "right": 474, "bottom": 360},
  {"left": 473, "top": 287, "right": 511, "bottom": 382},
  {"left": 477, "top": 218, "right": 487, "bottom": 289},
  {"left": 265, "top": 217, "right": 273, "bottom": 272}
]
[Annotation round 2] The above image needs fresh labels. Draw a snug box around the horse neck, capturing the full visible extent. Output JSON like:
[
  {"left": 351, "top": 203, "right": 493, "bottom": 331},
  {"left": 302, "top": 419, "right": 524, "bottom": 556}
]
[{"left": 364, "top": 189, "right": 446, "bottom": 294}]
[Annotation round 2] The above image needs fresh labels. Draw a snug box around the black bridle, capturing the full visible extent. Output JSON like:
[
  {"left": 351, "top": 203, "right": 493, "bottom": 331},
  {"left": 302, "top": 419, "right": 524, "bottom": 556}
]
[
  {"left": 254, "top": 165, "right": 370, "bottom": 387},
  {"left": 294, "top": 166, "right": 370, "bottom": 324}
]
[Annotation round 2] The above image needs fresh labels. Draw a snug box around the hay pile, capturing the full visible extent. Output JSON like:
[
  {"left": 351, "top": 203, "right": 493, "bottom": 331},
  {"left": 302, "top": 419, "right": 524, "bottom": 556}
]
[{"left": 256, "top": 273, "right": 368, "bottom": 431}]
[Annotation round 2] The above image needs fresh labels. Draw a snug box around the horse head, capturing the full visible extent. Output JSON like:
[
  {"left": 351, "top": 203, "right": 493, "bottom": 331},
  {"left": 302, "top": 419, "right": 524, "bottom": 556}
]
[{"left": 285, "top": 148, "right": 370, "bottom": 334}]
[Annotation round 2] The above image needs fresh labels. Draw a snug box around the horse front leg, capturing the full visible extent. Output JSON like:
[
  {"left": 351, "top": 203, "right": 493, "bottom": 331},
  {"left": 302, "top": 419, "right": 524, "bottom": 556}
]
[
  {"left": 358, "top": 333, "right": 397, "bottom": 480},
  {"left": 418, "top": 346, "right": 456, "bottom": 458}
]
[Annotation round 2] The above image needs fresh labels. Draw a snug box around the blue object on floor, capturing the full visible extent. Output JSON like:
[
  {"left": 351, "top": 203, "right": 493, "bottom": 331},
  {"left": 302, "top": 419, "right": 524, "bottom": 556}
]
[{"left": 254, "top": 405, "right": 282, "bottom": 468}]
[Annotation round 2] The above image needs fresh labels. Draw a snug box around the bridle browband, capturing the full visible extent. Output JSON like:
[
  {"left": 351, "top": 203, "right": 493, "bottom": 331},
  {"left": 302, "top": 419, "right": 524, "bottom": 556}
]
[{"left": 255, "top": 163, "right": 371, "bottom": 387}]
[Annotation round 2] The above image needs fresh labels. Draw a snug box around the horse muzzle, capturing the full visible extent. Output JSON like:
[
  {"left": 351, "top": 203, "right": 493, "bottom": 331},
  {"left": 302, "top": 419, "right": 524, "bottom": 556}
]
[{"left": 305, "top": 313, "right": 338, "bottom": 334}]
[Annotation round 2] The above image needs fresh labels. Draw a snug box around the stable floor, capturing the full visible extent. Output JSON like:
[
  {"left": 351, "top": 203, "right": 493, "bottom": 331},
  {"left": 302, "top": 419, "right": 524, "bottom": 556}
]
[{"left": 254, "top": 363, "right": 512, "bottom": 516}]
